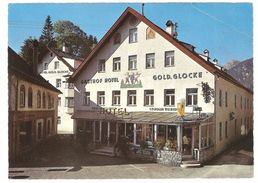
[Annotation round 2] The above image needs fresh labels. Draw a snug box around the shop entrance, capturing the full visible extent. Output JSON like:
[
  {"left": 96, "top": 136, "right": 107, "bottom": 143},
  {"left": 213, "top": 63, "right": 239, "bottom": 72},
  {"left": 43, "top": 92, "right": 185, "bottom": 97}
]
[{"left": 182, "top": 127, "right": 193, "bottom": 155}]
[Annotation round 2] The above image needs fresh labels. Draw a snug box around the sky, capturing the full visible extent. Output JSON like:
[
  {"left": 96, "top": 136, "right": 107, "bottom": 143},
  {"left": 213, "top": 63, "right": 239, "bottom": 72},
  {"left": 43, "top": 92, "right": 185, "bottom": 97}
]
[{"left": 8, "top": 3, "right": 253, "bottom": 65}]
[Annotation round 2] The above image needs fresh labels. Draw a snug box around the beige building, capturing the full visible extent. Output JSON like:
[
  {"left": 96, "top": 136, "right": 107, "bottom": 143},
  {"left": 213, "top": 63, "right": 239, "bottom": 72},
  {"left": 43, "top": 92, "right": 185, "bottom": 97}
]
[
  {"left": 8, "top": 47, "right": 61, "bottom": 162},
  {"left": 69, "top": 7, "right": 253, "bottom": 165},
  {"left": 38, "top": 46, "right": 83, "bottom": 134}
]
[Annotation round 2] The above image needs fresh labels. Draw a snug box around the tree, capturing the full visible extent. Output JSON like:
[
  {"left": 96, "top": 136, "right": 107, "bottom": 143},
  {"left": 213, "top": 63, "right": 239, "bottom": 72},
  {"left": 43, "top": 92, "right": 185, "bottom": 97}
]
[
  {"left": 20, "top": 37, "right": 34, "bottom": 66},
  {"left": 39, "top": 15, "right": 55, "bottom": 47},
  {"left": 20, "top": 37, "right": 48, "bottom": 66},
  {"left": 53, "top": 20, "right": 97, "bottom": 57}
]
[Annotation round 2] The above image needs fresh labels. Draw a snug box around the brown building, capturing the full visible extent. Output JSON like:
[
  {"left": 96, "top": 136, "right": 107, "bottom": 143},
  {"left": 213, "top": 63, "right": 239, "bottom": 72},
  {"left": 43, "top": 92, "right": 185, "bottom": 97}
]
[{"left": 8, "top": 47, "right": 61, "bottom": 162}]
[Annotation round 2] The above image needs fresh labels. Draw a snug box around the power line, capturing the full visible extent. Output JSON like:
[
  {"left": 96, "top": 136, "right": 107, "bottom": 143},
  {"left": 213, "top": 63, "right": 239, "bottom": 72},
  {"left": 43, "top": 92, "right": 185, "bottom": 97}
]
[{"left": 190, "top": 3, "right": 252, "bottom": 40}]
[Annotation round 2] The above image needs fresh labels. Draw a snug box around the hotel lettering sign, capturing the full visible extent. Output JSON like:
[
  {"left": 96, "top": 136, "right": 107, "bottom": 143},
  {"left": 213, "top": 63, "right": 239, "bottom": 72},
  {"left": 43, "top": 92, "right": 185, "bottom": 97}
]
[
  {"left": 149, "top": 107, "right": 177, "bottom": 112},
  {"left": 91, "top": 107, "right": 129, "bottom": 115},
  {"left": 153, "top": 72, "right": 203, "bottom": 81},
  {"left": 81, "top": 78, "right": 119, "bottom": 84},
  {"left": 43, "top": 70, "right": 69, "bottom": 74}
]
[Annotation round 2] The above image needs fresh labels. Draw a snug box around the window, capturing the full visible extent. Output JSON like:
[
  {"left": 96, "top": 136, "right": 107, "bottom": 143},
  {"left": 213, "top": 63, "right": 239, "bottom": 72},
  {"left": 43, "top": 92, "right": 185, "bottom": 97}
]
[
  {"left": 129, "top": 28, "right": 137, "bottom": 43},
  {"left": 48, "top": 94, "right": 51, "bottom": 109},
  {"left": 219, "top": 122, "right": 222, "bottom": 141},
  {"left": 186, "top": 88, "right": 198, "bottom": 106},
  {"left": 146, "top": 53, "right": 155, "bottom": 69},
  {"left": 47, "top": 119, "right": 51, "bottom": 135},
  {"left": 144, "top": 90, "right": 154, "bottom": 106},
  {"left": 114, "top": 32, "right": 121, "bottom": 44},
  {"left": 84, "top": 92, "right": 90, "bottom": 106},
  {"left": 97, "top": 91, "right": 105, "bottom": 106},
  {"left": 234, "top": 94, "right": 237, "bottom": 108},
  {"left": 54, "top": 61, "right": 59, "bottom": 69},
  {"left": 225, "top": 121, "right": 228, "bottom": 138},
  {"left": 128, "top": 55, "right": 137, "bottom": 70},
  {"left": 57, "top": 116, "right": 61, "bottom": 125},
  {"left": 42, "top": 92, "right": 46, "bottom": 108},
  {"left": 37, "top": 121, "right": 43, "bottom": 141},
  {"left": 225, "top": 91, "right": 228, "bottom": 107},
  {"left": 165, "top": 51, "right": 174, "bottom": 67},
  {"left": 65, "top": 97, "right": 74, "bottom": 108},
  {"left": 244, "top": 97, "right": 246, "bottom": 109},
  {"left": 28, "top": 87, "right": 33, "bottom": 108},
  {"left": 113, "top": 57, "right": 121, "bottom": 71},
  {"left": 19, "top": 85, "right": 25, "bottom": 107},
  {"left": 112, "top": 91, "right": 121, "bottom": 106},
  {"left": 44, "top": 63, "right": 48, "bottom": 70},
  {"left": 128, "top": 90, "right": 137, "bottom": 106},
  {"left": 65, "top": 79, "right": 74, "bottom": 89},
  {"left": 56, "top": 79, "right": 61, "bottom": 88},
  {"left": 37, "top": 90, "right": 41, "bottom": 108},
  {"left": 219, "top": 90, "right": 222, "bottom": 107},
  {"left": 247, "top": 99, "right": 249, "bottom": 109},
  {"left": 164, "top": 89, "right": 175, "bottom": 106},
  {"left": 98, "top": 59, "right": 105, "bottom": 72},
  {"left": 58, "top": 97, "right": 61, "bottom": 106}
]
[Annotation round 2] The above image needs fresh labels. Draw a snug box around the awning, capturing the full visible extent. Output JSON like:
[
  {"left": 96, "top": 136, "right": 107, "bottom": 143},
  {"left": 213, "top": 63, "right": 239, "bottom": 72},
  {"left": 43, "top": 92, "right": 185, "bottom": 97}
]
[{"left": 72, "top": 110, "right": 214, "bottom": 125}]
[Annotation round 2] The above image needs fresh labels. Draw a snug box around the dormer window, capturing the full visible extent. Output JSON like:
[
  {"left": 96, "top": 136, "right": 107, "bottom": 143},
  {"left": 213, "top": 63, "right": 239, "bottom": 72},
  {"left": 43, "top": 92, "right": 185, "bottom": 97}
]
[{"left": 129, "top": 28, "right": 137, "bottom": 43}]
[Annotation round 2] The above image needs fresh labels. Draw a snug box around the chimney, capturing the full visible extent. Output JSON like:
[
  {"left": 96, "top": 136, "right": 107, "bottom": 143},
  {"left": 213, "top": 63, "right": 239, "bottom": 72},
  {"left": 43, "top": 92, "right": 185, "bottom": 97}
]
[
  {"left": 32, "top": 39, "right": 39, "bottom": 75},
  {"left": 213, "top": 58, "right": 218, "bottom": 65},
  {"left": 166, "top": 20, "right": 177, "bottom": 38},
  {"left": 203, "top": 49, "right": 209, "bottom": 57},
  {"left": 62, "top": 42, "right": 68, "bottom": 53},
  {"left": 141, "top": 3, "right": 145, "bottom": 16},
  {"left": 203, "top": 49, "right": 210, "bottom": 61}
]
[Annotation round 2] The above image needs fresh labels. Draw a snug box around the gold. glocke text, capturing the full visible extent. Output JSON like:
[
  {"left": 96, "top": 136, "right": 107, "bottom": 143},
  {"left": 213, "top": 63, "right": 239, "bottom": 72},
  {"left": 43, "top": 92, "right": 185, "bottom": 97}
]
[{"left": 153, "top": 72, "right": 203, "bottom": 80}]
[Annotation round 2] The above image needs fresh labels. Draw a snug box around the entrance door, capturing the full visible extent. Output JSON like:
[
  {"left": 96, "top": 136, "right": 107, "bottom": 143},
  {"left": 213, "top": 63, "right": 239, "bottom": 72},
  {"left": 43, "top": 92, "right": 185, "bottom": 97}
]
[{"left": 182, "top": 127, "right": 192, "bottom": 155}]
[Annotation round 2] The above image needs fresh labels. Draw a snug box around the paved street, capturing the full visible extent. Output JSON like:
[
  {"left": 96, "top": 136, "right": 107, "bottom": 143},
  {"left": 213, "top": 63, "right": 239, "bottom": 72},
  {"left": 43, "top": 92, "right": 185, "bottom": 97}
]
[{"left": 9, "top": 134, "right": 253, "bottom": 179}]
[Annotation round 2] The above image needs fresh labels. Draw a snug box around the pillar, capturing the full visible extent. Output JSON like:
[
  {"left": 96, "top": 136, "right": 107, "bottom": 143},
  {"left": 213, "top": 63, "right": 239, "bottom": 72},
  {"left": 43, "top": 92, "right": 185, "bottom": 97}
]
[
  {"left": 154, "top": 124, "right": 157, "bottom": 142},
  {"left": 134, "top": 123, "right": 136, "bottom": 145},
  {"left": 93, "top": 121, "right": 95, "bottom": 143},
  {"left": 166, "top": 125, "right": 168, "bottom": 140},
  {"left": 199, "top": 125, "right": 202, "bottom": 149},
  {"left": 177, "top": 125, "right": 181, "bottom": 151},
  {"left": 107, "top": 122, "right": 110, "bottom": 145},
  {"left": 116, "top": 122, "right": 119, "bottom": 143},
  {"left": 99, "top": 121, "right": 102, "bottom": 142},
  {"left": 124, "top": 123, "right": 126, "bottom": 136}
]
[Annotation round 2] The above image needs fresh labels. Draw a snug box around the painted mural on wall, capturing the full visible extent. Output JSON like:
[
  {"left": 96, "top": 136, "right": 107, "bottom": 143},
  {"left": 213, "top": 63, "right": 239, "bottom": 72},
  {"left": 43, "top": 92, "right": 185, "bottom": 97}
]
[{"left": 121, "top": 72, "right": 143, "bottom": 88}]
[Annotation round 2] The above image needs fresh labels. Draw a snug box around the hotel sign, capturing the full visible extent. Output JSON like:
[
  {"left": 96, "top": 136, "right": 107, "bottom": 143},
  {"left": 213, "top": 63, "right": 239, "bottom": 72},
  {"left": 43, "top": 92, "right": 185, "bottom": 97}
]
[
  {"left": 153, "top": 72, "right": 203, "bottom": 80},
  {"left": 43, "top": 70, "right": 69, "bottom": 74}
]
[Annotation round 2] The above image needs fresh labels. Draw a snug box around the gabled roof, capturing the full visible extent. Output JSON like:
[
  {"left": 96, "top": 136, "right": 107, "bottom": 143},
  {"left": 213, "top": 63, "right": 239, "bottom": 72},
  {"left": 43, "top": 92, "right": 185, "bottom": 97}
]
[
  {"left": 46, "top": 47, "right": 77, "bottom": 72},
  {"left": 8, "top": 47, "right": 62, "bottom": 94},
  {"left": 69, "top": 7, "right": 252, "bottom": 94}
]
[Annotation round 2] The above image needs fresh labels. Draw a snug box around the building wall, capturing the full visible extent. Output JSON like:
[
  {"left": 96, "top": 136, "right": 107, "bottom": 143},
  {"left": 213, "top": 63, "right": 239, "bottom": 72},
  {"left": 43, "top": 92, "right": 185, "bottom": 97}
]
[
  {"left": 39, "top": 52, "right": 75, "bottom": 134},
  {"left": 214, "top": 76, "right": 253, "bottom": 154},
  {"left": 74, "top": 15, "right": 215, "bottom": 113},
  {"left": 8, "top": 73, "right": 59, "bottom": 162}
]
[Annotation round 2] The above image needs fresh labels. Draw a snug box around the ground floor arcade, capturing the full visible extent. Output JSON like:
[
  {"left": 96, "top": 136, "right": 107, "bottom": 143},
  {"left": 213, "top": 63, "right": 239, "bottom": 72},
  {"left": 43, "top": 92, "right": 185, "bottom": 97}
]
[{"left": 73, "top": 111, "right": 214, "bottom": 160}]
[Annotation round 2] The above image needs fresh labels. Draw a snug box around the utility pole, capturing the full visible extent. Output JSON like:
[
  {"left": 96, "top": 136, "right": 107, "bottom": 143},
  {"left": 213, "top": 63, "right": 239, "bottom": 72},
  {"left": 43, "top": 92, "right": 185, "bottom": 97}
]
[{"left": 142, "top": 3, "right": 145, "bottom": 16}]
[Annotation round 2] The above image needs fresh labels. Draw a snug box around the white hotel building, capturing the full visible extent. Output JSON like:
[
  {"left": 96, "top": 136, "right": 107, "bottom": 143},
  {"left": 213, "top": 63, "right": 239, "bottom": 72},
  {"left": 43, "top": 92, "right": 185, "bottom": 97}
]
[
  {"left": 69, "top": 7, "right": 253, "bottom": 164},
  {"left": 38, "top": 46, "right": 83, "bottom": 134}
]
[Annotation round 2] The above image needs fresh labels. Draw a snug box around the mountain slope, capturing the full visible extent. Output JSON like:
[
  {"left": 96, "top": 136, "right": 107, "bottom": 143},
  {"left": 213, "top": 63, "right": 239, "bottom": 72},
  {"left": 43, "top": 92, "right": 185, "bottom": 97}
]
[{"left": 225, "top": 58, "right": 253, "bottom": 91}]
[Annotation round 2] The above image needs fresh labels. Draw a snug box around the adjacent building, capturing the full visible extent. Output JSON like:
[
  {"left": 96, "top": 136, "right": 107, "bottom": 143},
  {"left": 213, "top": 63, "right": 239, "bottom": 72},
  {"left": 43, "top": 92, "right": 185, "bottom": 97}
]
[
  {"left": 69, "top": 7, "right": 253, "bottom": 164},
  {"left": 38, "top": 46, "right": 83, "bottom": 134},
  {"left": 8, "top": 47, "right": 61, "bottom": 162}
]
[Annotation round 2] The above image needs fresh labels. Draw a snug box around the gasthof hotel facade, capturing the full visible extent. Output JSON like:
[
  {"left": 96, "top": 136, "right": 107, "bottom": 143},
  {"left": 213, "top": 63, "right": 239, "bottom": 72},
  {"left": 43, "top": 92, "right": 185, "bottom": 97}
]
[{"left": 69, "top": 7, "right": 253, "bottom": 165}]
